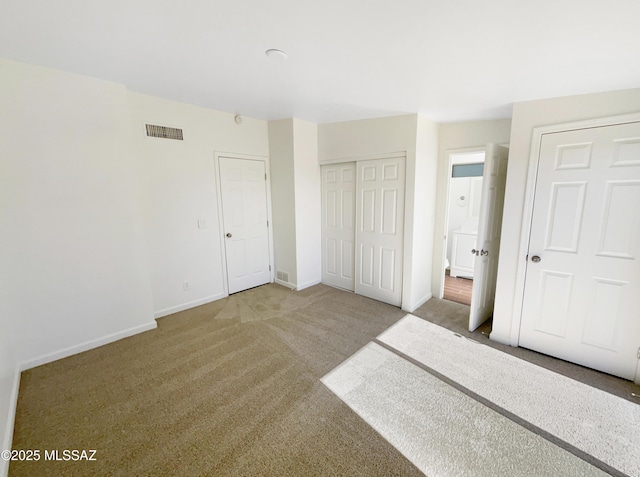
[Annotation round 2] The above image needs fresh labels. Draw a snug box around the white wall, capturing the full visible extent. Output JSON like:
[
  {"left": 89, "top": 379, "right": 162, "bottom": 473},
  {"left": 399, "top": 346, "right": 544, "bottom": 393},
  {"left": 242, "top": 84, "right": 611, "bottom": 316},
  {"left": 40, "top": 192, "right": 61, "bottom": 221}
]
[
  {"left": 292, "top": 119, "right": 321, "bottom": 290},
  {"left": 318, "top": 114, "right": 416, "bottom": 162},
  {"left": 406, "top": 115, "right": 439, "bottom": 311},
  {"left": 130, "top": 93, "right": 269, "bottom": 316},
  {"left": 268, "top": 119, "right": 298, "bottom": 287},
  {"left": 491, "top": 88, "right": 640, "bottom": 344},
  {"left": 268, "top": 118, "right": 322, "bottom": 290},
  {"left": 0, "top": 296, "right": 18, "bottom": 477},
  {"left": 0, "top": 58, "right": 156, "bottom": 371},
  {"left": 432, "top": 119, "right": 512, "bottom": 296},
  {"left": 318, "top": 114, "right": 438, "bottom": 311}
]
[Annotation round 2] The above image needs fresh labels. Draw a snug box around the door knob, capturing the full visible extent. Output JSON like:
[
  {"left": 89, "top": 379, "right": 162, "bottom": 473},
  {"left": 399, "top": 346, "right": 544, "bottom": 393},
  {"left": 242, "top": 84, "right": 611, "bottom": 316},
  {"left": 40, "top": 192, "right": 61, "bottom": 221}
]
[
  {"left": 226, "top": 233, "right": 232, "bottom": 238},
  {"left": 480, "top": 250, "right": 489, "bottom": 256},
  {"left": 531, "top": 255, "right": 541, "bottom": 263},
  {"left": 471, "top": 249, "right": 478, "bottom": 255}
]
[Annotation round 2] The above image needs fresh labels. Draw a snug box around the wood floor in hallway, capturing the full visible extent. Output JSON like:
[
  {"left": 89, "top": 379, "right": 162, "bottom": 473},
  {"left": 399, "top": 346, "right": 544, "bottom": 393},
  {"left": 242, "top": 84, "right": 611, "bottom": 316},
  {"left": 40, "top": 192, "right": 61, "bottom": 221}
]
[{"left": 443, "top": 271, "right": 473, "bottom": 305}]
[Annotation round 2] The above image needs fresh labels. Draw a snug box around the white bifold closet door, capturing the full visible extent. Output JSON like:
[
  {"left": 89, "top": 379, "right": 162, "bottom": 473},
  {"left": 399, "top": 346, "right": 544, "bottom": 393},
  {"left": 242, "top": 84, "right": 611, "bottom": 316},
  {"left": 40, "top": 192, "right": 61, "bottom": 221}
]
[
  {"left": 355, "top": 157, "right": 405, "bottom": 307},
  {"left": 321, "top": 157, "right": 405, "bottom": 306},
  {"left": 321, "top": 163, "right": 356, "bottom": 291}
]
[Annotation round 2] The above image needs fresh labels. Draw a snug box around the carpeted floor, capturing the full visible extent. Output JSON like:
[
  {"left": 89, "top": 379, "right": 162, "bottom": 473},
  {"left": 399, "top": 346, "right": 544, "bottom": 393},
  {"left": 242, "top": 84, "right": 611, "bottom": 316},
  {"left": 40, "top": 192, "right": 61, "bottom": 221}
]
[
  {"left": 10, "top": 284, "right": 422, "bottom": 476},
  {"left": 10, "top": 283, "right": 640, "bottom": 476},
  {"left": 377, "top": 315, "right": 639, "bottom": 476},
  {"left": 410, "top": 297, "right": 640, "bottom": 404},
  {"left": 322, "top": 342, "right": 609, "bottom": 477}
]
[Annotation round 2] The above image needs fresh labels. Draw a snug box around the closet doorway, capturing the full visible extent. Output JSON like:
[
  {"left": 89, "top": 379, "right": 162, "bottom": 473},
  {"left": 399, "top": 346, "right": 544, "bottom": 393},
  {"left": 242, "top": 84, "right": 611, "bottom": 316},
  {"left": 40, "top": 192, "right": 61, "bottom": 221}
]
[{"left": 321, "top": 155, "right": 405, "bottom": 307}]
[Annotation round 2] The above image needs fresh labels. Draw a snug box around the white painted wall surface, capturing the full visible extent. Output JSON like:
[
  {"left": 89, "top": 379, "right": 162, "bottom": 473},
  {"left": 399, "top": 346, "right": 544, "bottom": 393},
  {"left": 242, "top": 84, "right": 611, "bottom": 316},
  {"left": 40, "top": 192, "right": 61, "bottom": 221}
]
[
  {"left": 0, "top": 58, "right": 155, "bottom": 366},
  {"left": 318, "top": 114, "right": 416, "bottom": 162},
  {"left": 268, "top": 119, "right": 298, "bottom": 287},
  {"left": 404, "top": 116, "right": 439, "bottom": 311},
  {"left": 491, "top": 88, "right": 640, "bottom": 345},
  {"left": 432, "top": 119, "right": 512, "bottom": 297},
  {"left": 0, "top": 298, "right": 17, "bottom": 477},
  {"left": 292, "top": 119, "right": 321, "bottom": 290},
  {"left": 129, "top": 93, "right": 269, "bottom": 316}
]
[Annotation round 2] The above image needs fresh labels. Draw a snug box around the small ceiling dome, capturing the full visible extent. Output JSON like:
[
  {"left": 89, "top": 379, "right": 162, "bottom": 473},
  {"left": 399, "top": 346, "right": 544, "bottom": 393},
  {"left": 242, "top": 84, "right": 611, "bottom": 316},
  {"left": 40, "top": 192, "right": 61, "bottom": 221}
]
[{"left": 265, "top": 49, "right": 288, "bottom": 61}]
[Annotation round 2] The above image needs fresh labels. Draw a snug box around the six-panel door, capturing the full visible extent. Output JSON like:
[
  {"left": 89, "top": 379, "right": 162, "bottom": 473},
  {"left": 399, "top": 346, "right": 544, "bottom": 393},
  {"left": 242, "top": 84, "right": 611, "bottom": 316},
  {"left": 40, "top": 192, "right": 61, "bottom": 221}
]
[
  {"left": 354, "top": 157, "right": 405, "bottom": 307},
  {"left": 219, "top": 157, "right": 271, "bottom": 294},
  {"left": 519, "top": 122, "right": 640, "bottom": 380},
  {"left": 321, "top": 163, "right": 356, "bottom": 291}
]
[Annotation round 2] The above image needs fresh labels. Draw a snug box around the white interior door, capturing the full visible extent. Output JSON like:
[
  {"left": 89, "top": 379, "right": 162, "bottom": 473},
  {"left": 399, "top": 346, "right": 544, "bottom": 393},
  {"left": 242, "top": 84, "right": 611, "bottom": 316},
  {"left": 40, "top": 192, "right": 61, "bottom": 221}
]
[
  {"left": 519, "top": 121, "right": 640, "bottom": 381},
  {"left": 321, "top": 163, "right": 356, "bottom": 291},
  {"left": 355, "top": 157, "right": 405, "bottom": 307},
  {"left": 469, "top": 144, "right": 509, "bottom": 331},
  {"left": 219, "top": 157, "right": 271, "bottom": 294}
]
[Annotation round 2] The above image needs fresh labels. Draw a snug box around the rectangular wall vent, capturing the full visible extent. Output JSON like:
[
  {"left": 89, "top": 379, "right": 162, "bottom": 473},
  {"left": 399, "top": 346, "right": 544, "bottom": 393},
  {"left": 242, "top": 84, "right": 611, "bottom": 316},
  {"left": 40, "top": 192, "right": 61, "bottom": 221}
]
[
  {"left": 145, "top": 124, "right": 184, "bottom": 140},
  {"left": 276, "top": 271, "right": 290, "bottom": 282}
]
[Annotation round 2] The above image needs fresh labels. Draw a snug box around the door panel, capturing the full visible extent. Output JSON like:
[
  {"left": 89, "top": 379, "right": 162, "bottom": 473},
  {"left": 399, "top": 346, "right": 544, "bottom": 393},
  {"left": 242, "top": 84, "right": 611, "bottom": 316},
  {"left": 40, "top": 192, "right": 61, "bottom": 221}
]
[
  {"left": 219, "top": 157, "right": 271, "bottom": 294},
  {"left": 519, "top": 122, "right": 640, "bottom": 381},
  {"left": 321, "top": 163, "right": 356, "bottom": 291},
  {"left": 469, "top": 144, "right": 509, "bottom": 331},
  {"left": 355, "top": 157, "right": 405, "bottom": 306}
]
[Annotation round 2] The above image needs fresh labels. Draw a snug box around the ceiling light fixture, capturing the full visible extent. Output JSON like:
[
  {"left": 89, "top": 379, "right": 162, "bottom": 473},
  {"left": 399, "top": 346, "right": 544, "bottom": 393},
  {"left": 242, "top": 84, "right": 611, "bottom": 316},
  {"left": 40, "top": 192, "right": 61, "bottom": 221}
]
[{"left": 265, "top": 49, "right": 288, "bottom": 61}]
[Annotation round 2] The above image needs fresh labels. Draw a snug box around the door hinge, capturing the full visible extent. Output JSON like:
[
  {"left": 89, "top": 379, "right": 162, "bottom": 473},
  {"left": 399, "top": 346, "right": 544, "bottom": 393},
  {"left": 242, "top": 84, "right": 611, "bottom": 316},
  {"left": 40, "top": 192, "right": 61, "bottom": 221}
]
[
  {"left": 637, "top": 347, "right": 640, "bottom": 360},
  {"left": 269, "top": 265, "right": 271, "bottom": 271},
  {"left": 267, "top": 220, "right": 269, "bottom": 227},
  {"left": 265, "top": 173, "right": 267, "bottom": 180}
]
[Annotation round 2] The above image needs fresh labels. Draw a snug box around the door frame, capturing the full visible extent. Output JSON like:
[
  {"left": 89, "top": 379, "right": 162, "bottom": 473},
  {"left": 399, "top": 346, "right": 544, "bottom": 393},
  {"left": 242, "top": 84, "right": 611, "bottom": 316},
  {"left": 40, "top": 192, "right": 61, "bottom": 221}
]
[
  {"left": 509, "top": 113, "right": 640, "bottom": 351},
  {"left": 213, "top": 152, "right": 275, "bottom": 296},
  {"left": 439, "top": 146, "right": 487, "bottom": 299}
]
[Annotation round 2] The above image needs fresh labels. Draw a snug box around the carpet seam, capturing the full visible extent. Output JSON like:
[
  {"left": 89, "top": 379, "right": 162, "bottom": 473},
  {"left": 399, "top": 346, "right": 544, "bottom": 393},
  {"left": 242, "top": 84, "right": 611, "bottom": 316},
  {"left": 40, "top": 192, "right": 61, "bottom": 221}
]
[{"left": 372, "top": 338, "right": 627, "bottom": 477}]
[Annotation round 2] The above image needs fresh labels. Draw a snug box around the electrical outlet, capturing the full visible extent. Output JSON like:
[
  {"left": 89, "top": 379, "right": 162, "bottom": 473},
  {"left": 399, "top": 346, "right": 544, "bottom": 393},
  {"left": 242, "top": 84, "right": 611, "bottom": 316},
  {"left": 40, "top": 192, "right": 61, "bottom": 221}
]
[{"left": 183, "top": 281, "right": 191, "bottom": 291}]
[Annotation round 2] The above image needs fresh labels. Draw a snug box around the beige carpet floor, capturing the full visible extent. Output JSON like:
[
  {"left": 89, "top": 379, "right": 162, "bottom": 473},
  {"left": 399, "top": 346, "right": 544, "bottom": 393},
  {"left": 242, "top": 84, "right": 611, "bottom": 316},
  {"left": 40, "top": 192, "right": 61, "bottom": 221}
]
[
  {"left": 412, "top": 298, "right": 640, "bottom": 403},
  {"left": 10, "top": 284, "right": 422, "bottom": 476},
  {"left": 10, "top": 284, "right": 640, "bottom": 476}
]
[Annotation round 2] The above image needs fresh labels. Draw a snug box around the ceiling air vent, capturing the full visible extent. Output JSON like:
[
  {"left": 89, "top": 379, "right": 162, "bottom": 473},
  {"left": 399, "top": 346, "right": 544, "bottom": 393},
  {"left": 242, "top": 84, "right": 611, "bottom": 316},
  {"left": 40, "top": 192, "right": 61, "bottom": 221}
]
[{"left": 145, "top": 124, "right": 183, "bottom": 140}]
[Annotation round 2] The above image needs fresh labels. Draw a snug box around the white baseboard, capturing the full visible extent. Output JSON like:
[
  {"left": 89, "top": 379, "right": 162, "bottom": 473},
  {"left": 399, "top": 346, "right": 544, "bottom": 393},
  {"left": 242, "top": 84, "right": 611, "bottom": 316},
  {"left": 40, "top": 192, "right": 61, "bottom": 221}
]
[
  {"left": 274, "top": 278, "right": 296, "bottom": 290},
  {"left": 295, "top": 279, "right": 321, "bottom": 291},
  {"left": 402, "top": 293, "right": 433, "bottom": 313},
  {"left": 154, "top": 293, "right": 227, "bottom": 319},
  {"left": 0, "top": 368, "right": 20, "bottom": 477},
  {"left": 19, "top": 321, "right": 158, "bottom": 371}
]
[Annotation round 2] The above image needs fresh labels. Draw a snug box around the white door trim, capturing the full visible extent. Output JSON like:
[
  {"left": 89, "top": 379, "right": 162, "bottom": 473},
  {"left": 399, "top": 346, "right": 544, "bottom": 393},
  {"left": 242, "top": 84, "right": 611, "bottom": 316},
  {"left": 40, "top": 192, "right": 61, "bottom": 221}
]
[
  {"left": 509, "top": 112, "right": 640, "bottom": 347},
  {"left": 213, "top": 152, "right": 275, "bottom": 295}
]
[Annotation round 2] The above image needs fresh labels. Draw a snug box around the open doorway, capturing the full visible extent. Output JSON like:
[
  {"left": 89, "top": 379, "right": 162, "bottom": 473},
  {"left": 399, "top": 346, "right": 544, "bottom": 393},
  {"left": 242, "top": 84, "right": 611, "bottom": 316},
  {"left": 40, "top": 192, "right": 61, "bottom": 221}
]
[{"left": 442, "top": 150, "right": 485, "bottom": 306}]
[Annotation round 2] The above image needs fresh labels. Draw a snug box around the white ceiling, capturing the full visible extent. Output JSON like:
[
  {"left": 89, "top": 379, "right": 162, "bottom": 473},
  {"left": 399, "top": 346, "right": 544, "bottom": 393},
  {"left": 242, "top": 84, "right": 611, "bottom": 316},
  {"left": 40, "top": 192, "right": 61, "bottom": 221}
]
[{"left": 2, "top": 0, "right": 639, "bottom": 124}]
